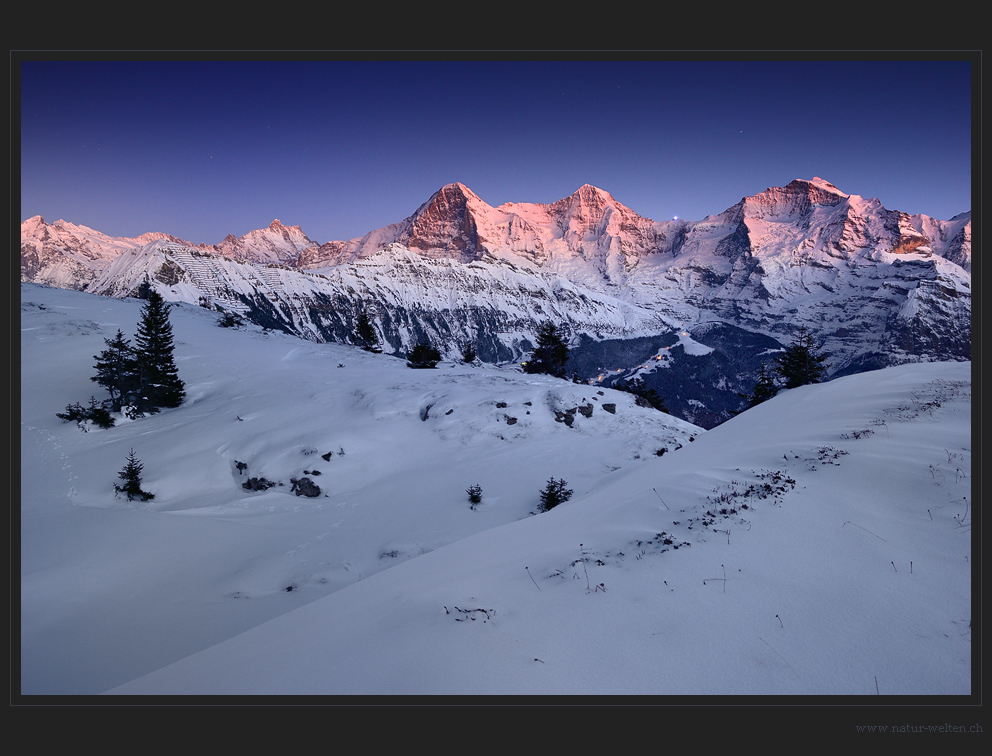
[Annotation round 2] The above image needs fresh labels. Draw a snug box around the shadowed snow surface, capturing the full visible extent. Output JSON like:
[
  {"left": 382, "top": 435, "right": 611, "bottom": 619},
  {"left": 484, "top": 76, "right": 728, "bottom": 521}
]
[{"left": 20, "top": 284, "right": 971, "bottom": 696}]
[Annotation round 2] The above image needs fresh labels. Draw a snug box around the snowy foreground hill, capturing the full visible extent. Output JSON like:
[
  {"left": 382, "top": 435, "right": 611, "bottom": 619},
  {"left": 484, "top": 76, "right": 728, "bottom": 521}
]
[{"left": 20, "top": 283, "right": 971, "bottom": 697}]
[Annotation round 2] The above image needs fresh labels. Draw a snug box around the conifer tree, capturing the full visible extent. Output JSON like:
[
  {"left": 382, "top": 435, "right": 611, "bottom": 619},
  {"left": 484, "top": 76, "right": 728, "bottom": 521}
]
[
  {"left": 56, "top": 398, "right": 115, "bottom": 428},
  {"left": 91, "top": 329, "right": 139, "bottom": 411},
  {"left": 745, "top": 362, "right": 779, "bottom": 408},
  {"left": 136, "top": 276, "right": 153, "bottom": 300},
  {"left": 115, "top": 449, "right": 154, "bottom": 501},
  {"left": 523, "top": 322, "right": 570, "bottom": 378},
  {"left": 616, "top": 378, "right": 669, "bottom": 413},
  {"left": 461, "top": 341, "right": 477, "bottom": 364},
  {"left": 466, "top": 484, "right": 483, "bottom": 508},
  {"left": 407, "top": 338, "right": 442, "bottom": 369},
  {"left": 354, "top": 309, "right": 381, "bottom": 353},
  {"left": 134, "top": 289, "right": 185, "bottom": 410},
  {"left": 775, "top": 326, "right": 827, "bottom": 389},
  {"left": 84, "top": 396, "right": 115, "bottom": 428},
  {"left": 538, "top": 477, "right": 573, "bottom": 512}
]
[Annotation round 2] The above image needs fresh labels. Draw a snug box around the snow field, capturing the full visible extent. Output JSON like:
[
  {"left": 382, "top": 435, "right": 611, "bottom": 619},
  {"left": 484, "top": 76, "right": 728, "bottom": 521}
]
[{"left": 19, "top": 283, "right": 970, "bottom": 696}]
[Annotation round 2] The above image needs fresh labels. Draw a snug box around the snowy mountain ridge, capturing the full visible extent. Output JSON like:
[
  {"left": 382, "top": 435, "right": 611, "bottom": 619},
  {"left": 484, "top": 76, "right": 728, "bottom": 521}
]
[{"left": 21, "top": 178, "right": 971, "bottom": 427}]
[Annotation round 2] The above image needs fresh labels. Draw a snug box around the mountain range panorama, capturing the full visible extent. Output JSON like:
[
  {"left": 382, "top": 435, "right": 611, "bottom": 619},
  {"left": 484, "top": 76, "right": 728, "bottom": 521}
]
[{"left": 21, "top": 177, "right": 971, "bottom": 428}]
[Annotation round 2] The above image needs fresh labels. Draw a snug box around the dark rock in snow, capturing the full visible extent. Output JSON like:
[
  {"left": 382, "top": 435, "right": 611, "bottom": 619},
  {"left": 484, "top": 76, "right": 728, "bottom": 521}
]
[
  {"left": 242, "top": 477, "right": 276, "bottom": 492},
  {"left": 290, "top": 477, "right": 321, "bottom": 497}
]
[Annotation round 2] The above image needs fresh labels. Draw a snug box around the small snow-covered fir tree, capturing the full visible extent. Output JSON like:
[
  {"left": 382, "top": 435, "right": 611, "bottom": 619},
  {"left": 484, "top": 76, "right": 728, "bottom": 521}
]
[
  {"left": 56, "top": 397, "right": 115, "bottom": 429},
  {"left": 538, "top": 477, "right": 573, "bottom": 512},
  {"left": 115, "top": 449, "right": 154, "bottom": 502},
  {"left": 466, "top": 484, "right": 483, "bottom": 508}
]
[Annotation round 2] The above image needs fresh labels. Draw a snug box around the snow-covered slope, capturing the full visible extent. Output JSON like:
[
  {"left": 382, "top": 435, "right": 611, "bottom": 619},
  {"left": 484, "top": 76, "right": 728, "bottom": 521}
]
[
  {"left": 20, "top": 283, "right": 971, "bottom": 696},
  {"left": 20, "top": 283, "right": 696, "bottom": 695}
]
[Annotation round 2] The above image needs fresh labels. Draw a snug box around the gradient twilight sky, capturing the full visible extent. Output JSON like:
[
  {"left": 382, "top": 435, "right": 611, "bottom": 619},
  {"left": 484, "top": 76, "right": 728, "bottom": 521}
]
[{"left": 19, "top": 57, "right": 974, "bottom": 246}]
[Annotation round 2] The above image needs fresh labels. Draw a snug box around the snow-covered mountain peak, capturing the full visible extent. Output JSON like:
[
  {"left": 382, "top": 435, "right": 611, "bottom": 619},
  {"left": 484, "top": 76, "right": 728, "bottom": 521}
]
[
  {"left": 204, "top": 219, "right": 316, "bottom": 265},
  {"left": 740, "top": 178, "right": 850, "bottom": 221},
  {"left": 22, "top": 215, "right": 47, "bottom": 231},
  {"left": 806, "top": 176, "right": 846, "bottom": 195},
  {"left": 537, "top": 184, "right": 650, "bottom": 244},
  {"left": 51, "top": 218, "right": 104, "bottom": 236},
  {"left": 263, "top": 219, "right": 309, "bottom": 238},
  {"left": 551, "top": 184, "right": 627, "bottom": 214},
  {"left": 399, "top": 183, "right": 493, "bottom": 261},
  {"left": 415, "top": 182, "right": 489, "bottom": 215},
  {"left": 571, "top": 183, "right": 617, "bottom": 203}
]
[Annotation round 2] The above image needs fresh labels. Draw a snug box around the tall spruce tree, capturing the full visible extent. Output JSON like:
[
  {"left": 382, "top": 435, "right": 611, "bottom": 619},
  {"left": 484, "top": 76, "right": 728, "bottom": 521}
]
[
  {"left": 523, "top": 322, "right": 570, "bottom": 378},
  {"left": 134, "top": 289, "right": 185, "bottom": 411},
  {"left": 775, "top": 326, "right": 827, "bottom": 389}
]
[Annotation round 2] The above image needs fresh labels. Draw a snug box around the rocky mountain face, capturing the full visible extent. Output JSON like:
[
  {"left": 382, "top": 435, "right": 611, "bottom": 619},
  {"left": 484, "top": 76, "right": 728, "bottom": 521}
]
[{"left": 21, "top": 178, "right": 971, "bottom": 428}]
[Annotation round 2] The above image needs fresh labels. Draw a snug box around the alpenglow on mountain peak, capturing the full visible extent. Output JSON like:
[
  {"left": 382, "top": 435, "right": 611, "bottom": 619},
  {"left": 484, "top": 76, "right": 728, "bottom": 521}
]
[{"left": 21, "top": 175, "right": 970, "bottom": 427}]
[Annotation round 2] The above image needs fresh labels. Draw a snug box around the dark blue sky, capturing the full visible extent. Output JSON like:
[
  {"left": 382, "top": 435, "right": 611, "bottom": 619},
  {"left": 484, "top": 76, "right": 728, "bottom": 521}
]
[{"left": 19, "top": 58, "right": 974, "bottom": 245}]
